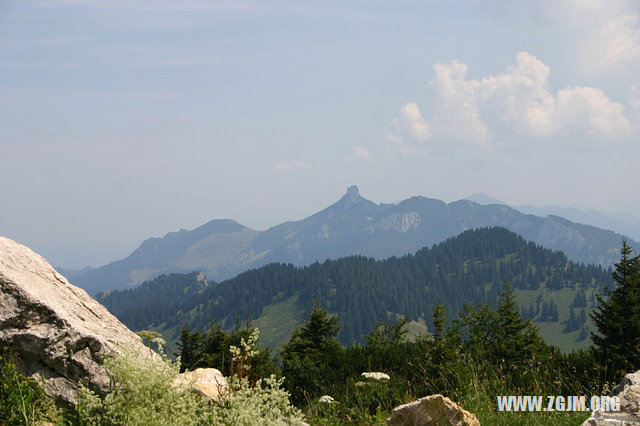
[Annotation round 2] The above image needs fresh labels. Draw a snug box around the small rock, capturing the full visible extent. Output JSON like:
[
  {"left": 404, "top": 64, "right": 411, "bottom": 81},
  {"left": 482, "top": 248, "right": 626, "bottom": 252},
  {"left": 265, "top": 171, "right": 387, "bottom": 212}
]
[
  {"left": 387, "top": 394, "right": 480, "bottom": 426},
  {"left": 172, "top": 368, "right": 227, "bottom": 402}
]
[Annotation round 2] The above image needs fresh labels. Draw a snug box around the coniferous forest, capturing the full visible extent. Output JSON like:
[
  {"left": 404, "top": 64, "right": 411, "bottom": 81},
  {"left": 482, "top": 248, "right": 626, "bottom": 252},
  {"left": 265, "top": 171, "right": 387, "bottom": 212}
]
[
  {"left": 99, "top": 227, "right": 613, "bottom": 348},
  {"left": 170, "top": 235, "right": 640, "bottom": 425}
]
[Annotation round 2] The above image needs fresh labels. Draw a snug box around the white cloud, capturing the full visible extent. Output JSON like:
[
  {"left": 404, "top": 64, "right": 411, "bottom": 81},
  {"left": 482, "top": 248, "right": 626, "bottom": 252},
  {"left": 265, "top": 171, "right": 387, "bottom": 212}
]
[
  {"left": 389, "top": 51, "right": 632, "bottom": 149},
  {"left": 386, "top": 102, "right": 432, "bottom": 154},
  {"left": 274, "top": 160, "right": 309, "bottom": 171},
  {"left": 581, "top": 13, "right": 640, "bottom": 73},
  {"left": 428, "top": 60, "right": 490, "bottom": 145},
  {"left": 555, "top": 86, "right": 631, "bottom": 138}
]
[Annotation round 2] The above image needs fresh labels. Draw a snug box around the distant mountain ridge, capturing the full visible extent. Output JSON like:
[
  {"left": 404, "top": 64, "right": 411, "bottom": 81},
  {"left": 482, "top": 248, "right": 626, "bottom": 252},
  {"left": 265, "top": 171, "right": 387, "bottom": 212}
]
[
  {"left": 70, "top": 186, "right": 637, "bottom": 295},
  {"left": 466, "top": 192, "right": 640, "bottom": 241}
]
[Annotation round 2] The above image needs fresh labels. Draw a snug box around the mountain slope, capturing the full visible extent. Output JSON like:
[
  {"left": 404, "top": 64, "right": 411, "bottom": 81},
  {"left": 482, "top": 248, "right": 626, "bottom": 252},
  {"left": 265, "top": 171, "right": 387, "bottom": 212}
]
[
  {"left": 72, "top": 219, "right": 260, "bottom": 294},
  {"left": 97, "top": 227, "right": 614, "bottom": 351},
  {"left": 74, "top": 186, "right": 636, "bottom": 294}
]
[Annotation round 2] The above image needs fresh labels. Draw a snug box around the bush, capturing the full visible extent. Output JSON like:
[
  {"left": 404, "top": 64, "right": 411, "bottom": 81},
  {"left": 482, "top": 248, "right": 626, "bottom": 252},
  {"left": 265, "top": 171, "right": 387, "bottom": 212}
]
[
  {"left": 0, "top": 354, "right": 61, "bottom": 425},
  {"left": 212, "top": 374, "right": 304, "bottom": 425},
  {"left": 75, "top": 329, "right": 303, "bottom": 425},
  {"left": 75, "top": 348, "right": 208, "bottom": 426}
]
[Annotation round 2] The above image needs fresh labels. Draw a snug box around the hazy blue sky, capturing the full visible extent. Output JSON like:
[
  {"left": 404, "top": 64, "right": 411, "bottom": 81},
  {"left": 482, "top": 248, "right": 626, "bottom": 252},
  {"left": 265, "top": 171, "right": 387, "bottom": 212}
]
[{"left": 1, "top": 0, "right": 639, "bottom": 268}]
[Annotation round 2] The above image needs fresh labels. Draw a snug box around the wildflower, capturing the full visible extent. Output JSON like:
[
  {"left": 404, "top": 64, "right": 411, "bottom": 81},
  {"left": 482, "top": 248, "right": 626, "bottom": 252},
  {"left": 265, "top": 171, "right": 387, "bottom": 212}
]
[
  {"left": 151, "top": 336, "right": 165, "bottom": 345},
  {"left": 361, "top": 372, "right": 390, "bottom": 381},
  {"left": 319, "top": 395, "right": 337, "bottom": 404}
]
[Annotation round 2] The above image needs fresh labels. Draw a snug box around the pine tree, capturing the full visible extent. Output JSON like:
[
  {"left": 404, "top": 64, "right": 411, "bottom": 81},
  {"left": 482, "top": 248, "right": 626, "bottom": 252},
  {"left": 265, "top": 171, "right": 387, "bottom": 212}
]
[
  {"left": 494, "top": 284, "right": 545, "bottom": 365},
  {"left": 578, "top": 324, "right": 589, "bottom": 342},
  {"left": 280, "top": 303, "right": 342, "bottom": 403},
  {"left": 565, "top": 309, "right": 578, "bottom": 332},
  {"left": 579, "top": 307, "right": 587, "bottom": 325},
  {"left": 550, "top": 299, "right": 559, "bottom": 322},
  {"left": 591, "top": 241, "right": 640, "bottom": 376},
  {"left": 459, "top": 283, "right": 545, "bottom": 367},
  {"left": 572, "top": 290, "right": 587, "bottom": 308},
  {"left": 178, "top": 326, "right": 205, "bottom": 372},
  {"left": 540, "top": 301, "right": 549, "bottom": 321}
]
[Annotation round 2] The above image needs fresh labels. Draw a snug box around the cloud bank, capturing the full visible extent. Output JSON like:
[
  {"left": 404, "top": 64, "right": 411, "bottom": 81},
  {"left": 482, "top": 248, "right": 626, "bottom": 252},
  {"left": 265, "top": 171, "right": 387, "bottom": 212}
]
[{"left": 389, "top": 52, "right": 632, "bottom": 151}]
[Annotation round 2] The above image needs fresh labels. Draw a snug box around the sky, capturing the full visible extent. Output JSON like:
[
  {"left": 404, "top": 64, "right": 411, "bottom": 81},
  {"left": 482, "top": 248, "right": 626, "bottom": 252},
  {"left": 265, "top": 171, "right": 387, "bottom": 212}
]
[{"left": 1, "top": 0, "right": 639, "bottom": 269}]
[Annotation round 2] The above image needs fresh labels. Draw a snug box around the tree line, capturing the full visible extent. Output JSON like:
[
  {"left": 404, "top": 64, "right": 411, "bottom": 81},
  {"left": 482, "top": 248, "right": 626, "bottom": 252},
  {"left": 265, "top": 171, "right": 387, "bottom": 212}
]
[{"left": 99, "top": 227, "right": 613, "bottom": 345}]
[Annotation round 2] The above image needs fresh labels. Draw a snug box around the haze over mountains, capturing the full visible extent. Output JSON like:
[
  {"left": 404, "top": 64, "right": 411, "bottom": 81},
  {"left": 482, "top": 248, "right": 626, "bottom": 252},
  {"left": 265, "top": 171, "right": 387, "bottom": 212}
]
[{"left": 65, "top": 186, "right": 637, "bottom": 296}]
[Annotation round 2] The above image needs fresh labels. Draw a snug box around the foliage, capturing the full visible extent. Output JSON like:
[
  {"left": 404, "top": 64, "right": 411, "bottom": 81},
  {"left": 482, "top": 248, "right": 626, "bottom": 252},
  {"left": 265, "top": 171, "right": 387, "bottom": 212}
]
[
  {"left": 457, "top": 283, "right": 547, "bottom": 368},
  {"left": 178, "top": 321, "right": 279, "bottom": 380},
  {"left": 280, "top": 303, "right": 344, "bottom": 404},
  {"left": 213, "top": 374, "right": 303, "bottom": 425},
  {"left": 0, "top": 354, "right": 61, "bottom": 426},
  {"left": 76, "top": 331, "right": 303, "bottom": 426},
  {"left": 75, "top": 348, "right": 208, "bottom": 426},
  {"left": 285, "top": 285, "right": 611, "bottom": 424},
  {"left": 212, "top": 327, "right": 304, "bottom": 425},
  {"left": 591, "top": 240, "right": 640, "bottom": 378}
]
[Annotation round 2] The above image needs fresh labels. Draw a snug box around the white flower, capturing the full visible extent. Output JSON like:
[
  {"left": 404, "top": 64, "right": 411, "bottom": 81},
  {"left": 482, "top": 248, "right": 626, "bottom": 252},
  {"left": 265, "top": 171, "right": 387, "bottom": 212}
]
[
  {"left": 361, "top": 372, "right": 390, "bottom": 381},
  {"left": 319, "top": 395, "right": 337, "bottom": 404}
]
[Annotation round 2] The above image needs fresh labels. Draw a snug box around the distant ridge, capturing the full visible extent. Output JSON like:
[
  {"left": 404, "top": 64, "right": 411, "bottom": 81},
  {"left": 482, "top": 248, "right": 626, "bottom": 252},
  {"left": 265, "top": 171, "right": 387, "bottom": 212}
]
[
  {"left": 465, "top": 193, "right": 507, "bottom": 206},
  {"left": 466, "top": 192, "right": 640, "bottom": 241},
  {"left": 71, "top": 186, "right": 637, "bottom": 295}
]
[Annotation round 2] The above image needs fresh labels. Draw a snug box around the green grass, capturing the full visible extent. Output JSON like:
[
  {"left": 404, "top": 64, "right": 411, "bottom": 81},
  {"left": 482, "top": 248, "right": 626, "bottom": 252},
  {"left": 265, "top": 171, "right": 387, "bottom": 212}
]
[
  {"left": 254, "top": 292, "right": 306, "bottom": 348},
  {"left": 515, "top": 286, "right": 598, "bottom": 352}
]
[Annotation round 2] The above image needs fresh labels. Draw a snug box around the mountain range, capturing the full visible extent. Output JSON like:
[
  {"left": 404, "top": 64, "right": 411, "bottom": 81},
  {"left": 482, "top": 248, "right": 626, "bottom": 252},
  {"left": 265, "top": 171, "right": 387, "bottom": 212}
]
[
  {"left": 466, "top": 193, "right": 640, "bottom": 241},
  {"left": 68, "top": 186, "right": 637, "bottom": 295}
]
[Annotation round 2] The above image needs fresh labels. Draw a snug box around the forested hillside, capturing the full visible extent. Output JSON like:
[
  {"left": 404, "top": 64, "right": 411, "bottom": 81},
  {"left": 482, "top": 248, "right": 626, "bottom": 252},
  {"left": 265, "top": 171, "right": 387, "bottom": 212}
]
[{"left": 98, "top": 227, "right": 613, "bottom": 349}]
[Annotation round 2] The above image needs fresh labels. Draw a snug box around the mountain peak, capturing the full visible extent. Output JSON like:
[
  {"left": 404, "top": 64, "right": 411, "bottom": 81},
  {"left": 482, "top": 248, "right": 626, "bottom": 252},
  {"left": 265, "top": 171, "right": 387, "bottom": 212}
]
[
  {"left": 346, "top": 185, "right": 359, "bottom": 196},
  {"left": 340, "top": 185, "right": 364, "bottom": 204}
]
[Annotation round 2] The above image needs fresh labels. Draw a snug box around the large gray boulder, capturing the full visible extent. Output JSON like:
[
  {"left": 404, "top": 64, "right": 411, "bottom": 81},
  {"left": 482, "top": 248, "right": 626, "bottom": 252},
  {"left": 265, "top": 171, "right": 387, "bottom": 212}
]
[
  {"left": 0, "top": 236, "right": 151, "bottom": 404},
  {"left": 583, "top": 370, "right": 640, "bottom": 425}
]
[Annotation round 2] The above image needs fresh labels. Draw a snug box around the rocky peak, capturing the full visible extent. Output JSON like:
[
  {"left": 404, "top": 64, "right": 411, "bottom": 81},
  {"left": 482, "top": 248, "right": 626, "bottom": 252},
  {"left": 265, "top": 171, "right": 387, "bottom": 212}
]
[
  {"left": 338, "top": 185, "right": 365, "bottom": 206},
  {"left": 0, "top": 236, "right": 152, "bottom": 405}
]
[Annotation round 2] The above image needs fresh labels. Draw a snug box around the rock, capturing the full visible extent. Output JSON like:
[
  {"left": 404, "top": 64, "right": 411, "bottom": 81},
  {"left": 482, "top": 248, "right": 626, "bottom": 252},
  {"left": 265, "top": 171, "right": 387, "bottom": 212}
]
[
  {"left": 387, "top": 394, "right": 480, "bottom": 426},
  {"left": 583, "top": 370, "right": 640, "bottom": 425},
  {"left": 0, "top": 236, "right": 152, "bottom": 405},
  {"left": 172, "top": 368, "right": 227, "bottom": 402}
]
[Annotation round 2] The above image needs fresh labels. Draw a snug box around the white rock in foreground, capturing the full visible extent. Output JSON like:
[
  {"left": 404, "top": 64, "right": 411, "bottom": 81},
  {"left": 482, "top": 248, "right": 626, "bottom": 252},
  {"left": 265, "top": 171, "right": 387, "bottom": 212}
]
[
  {"left": 0, "top": 236, "right": 151, "bottom": 404},
  {"left": 172, "top": 368, "right": 227, "bottom": 402},
  {"left": 583, "top": 370, "right": 640, "bottom": 425},
  {"left": 387, "top": 394, "right": 480, "bottom": 426}
]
